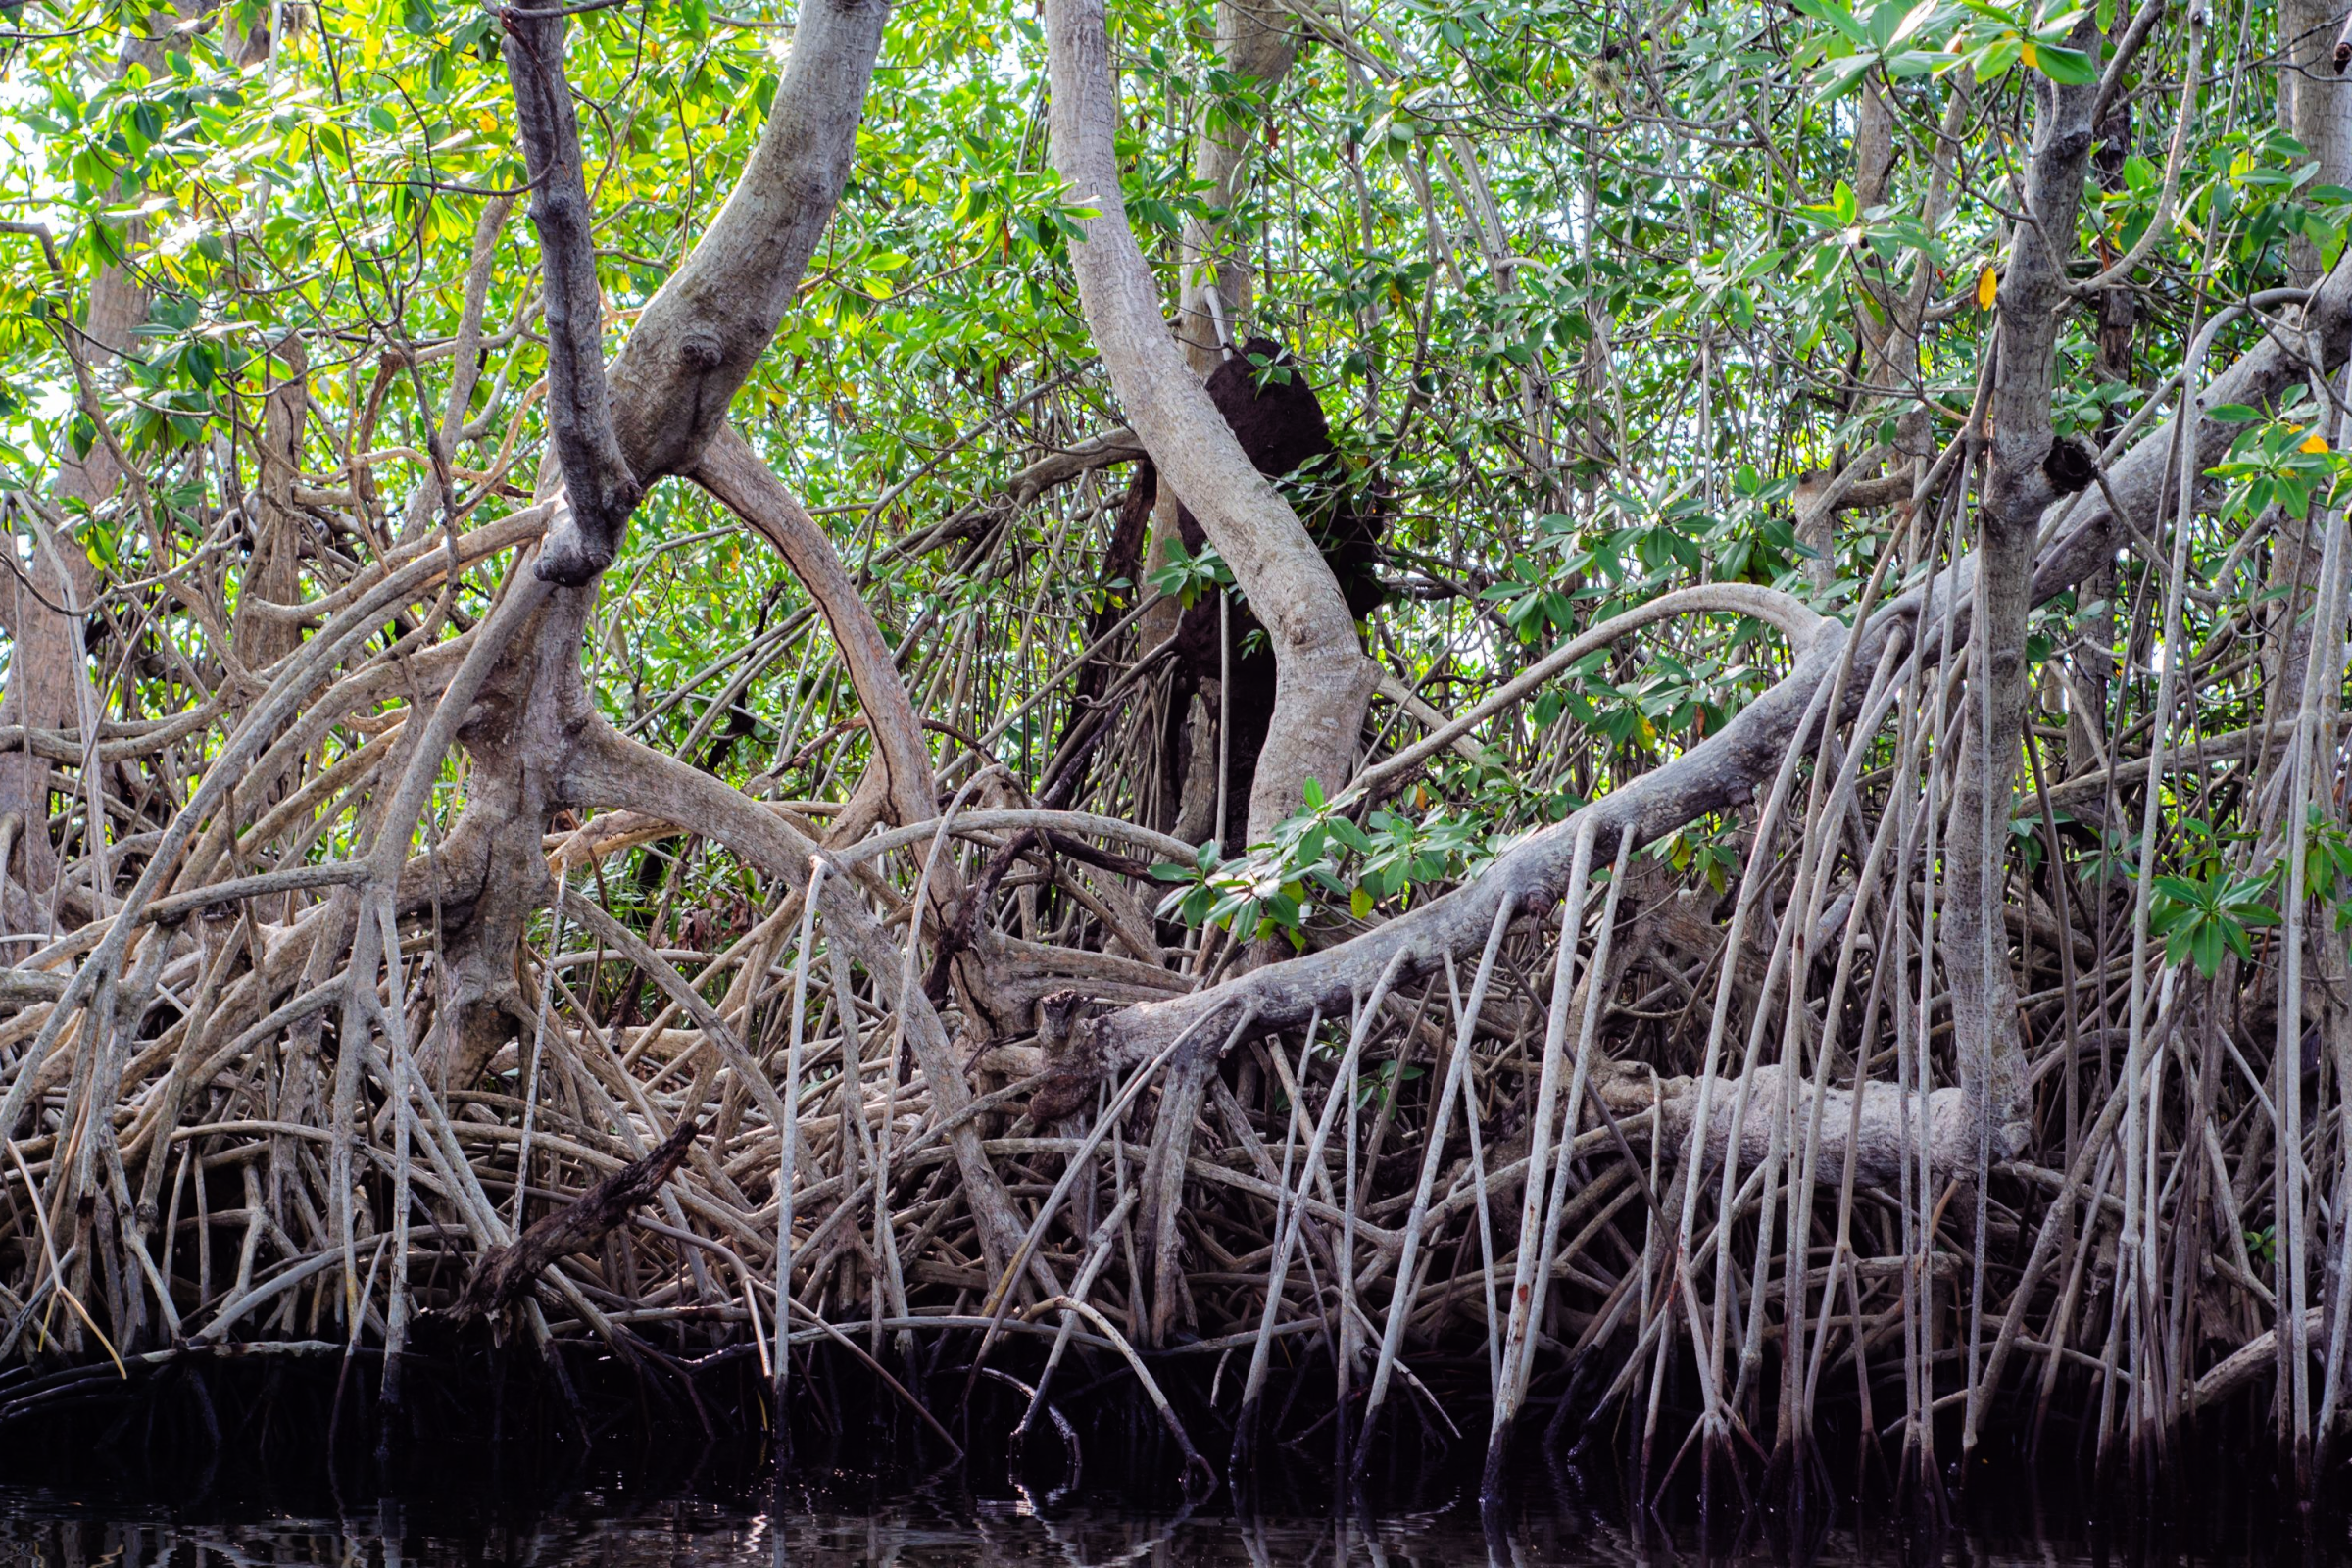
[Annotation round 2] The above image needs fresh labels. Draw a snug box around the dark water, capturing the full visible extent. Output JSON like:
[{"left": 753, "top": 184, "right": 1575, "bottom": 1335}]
[
  {"left": 0, "top": 1474, "right": 2331, "bottom": 1566},
  {"left": 0, "top": 1357, "right": 2325, "bottom": 1566}
]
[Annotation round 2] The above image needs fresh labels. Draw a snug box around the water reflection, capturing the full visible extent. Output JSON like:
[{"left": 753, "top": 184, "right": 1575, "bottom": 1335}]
[{"left": 0, "top": 1483, "right": 2317, "bottom": 1568}]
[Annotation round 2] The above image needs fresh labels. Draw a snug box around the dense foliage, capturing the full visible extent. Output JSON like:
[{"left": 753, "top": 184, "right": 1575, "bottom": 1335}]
[{"left": 4, "top": 0, "right": 2352, "bottom": 1502}]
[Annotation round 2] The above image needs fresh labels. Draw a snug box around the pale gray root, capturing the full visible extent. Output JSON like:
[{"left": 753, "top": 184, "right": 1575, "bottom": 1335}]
[
  {"left": 565, "top": 722, "right": 1049, "bottom": 1283},
  {"left": 1596, "top": 1063, "right": 1975, "bottom": 1193}
]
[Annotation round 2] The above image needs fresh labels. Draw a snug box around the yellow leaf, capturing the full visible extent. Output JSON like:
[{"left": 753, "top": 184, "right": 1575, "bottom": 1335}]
[
  {"left": 474, "top": 111, "right": 497, "bottom": 133},
  {"left": 2020, "top": 38, "right": 2038, "bottom": 68},
  {"left": 1977, "top": 265, "right": 1998, "bottom": 311},
  {"left": 2304, "top": 432, "right": 2331, "bottom": 455}
]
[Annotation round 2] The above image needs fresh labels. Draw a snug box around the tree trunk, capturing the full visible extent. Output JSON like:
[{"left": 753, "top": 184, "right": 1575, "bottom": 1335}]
[
  {"left": 414, "top": 0, "right": 895, "bottom": 1088},
  {"left": 1045, "top": 0, "right": 1375, "bottom": 843},
  {"left": 1948, "top": 40, "right": 2100, "bottom": 1158},
  {"left": 2258, "top": 0, "right": 2352, "bottom": 848},
  {"left": 1138, "top": 2, "right": 1301, "bottom": 795}
]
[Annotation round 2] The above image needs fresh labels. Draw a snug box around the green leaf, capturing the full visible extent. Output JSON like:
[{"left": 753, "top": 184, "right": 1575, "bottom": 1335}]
[
  {"left": 1971, "top": 34, "right": 2022, "bottom": 79},
  {"left": 2028, "top": 41, "right": 2095, "bottom": 83}
]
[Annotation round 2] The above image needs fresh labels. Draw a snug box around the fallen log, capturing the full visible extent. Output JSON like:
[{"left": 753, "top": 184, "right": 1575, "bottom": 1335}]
[{"left": 448, "top": 1112, "right": 703, "bottom": 1321}]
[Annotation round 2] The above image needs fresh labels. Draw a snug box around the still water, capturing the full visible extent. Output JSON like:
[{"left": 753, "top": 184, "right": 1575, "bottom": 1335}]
[{"left": 0, "top": 1478, "right": 2327, "bottom": 1566}]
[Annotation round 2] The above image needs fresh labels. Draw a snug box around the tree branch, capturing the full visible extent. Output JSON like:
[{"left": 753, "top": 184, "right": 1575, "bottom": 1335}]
[
  {"left": 602, "top": 0, "right": 888, "bottom": 482},
  {"left": 449, "top": 1110, "right": 701, "bottom": 1320},
  {"left": 689, "top": 425, "right": 937, "bottom": 827},
  {"left": 500, "top": 5, "right": 642, "bottom": 583},
  {"left": 1044, "top": 0, "right": 1377, "bottom": 842}
]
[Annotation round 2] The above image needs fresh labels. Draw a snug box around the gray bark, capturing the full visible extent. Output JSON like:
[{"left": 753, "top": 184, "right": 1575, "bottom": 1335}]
[
  {"left": 528, "top": 0, "right": 889, "bottom": 582},
  {"left": 603, "top": 0, "right": 887, "bottom": 482},
  {"left": 2260, "top": 0, "right": 2352, "bottom": 845},
  {"left": 2287, "top": 0, "right": 2352, "bottom": 295},
  {"left": 416, "top": 0, "right": 895, "bottom": 1090},
  {"left": 1949, "top": 31, "right": 2101, "bottom": 1158},
  {"left": 503, "top": 6, "right": 644, "bottom": 585},
  {"left": 1045, "top": 0, "right": 1377, "bottom": 842},
  {"left": 1174, "top": 0, "right": 1296, "bottom": 373},
  {"left": 1137, "top": 1, "right": 1299, "bottom": 659}
]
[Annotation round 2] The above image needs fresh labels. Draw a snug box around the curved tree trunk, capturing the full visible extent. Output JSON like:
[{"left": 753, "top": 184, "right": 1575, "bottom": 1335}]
[
  {"left": 1090, "top": 205, "right": 2352, "bottom": 1118},
  {"left": 1045, "top": 0, "right": 1376, "bottom": 845},
  {"left": 1137, "top": 0, "right": 1298, "bottom": 664},
  {"left": 410, "top": 0, "right": 901, "bottom": 1089}
]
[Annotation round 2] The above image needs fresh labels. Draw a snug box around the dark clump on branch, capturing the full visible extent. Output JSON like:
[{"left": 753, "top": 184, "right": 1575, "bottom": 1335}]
[
  {"left": 1054, "top": 338, "right": 1385, "bottom": 846},
  {"left": 1168, "top": 339, "right": 1388, "bottom": 852},
  {"left": 2042, "top": 435, "right": 2100, "bottom": 496}
]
